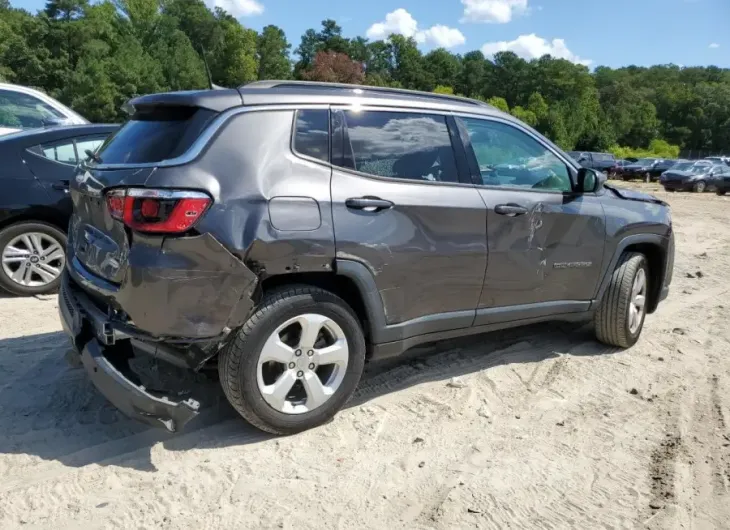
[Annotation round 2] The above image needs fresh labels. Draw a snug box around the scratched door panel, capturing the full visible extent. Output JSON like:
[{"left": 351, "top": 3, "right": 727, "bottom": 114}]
[{"left": 476, "top": 188, "right": 607, "bottom": 308}]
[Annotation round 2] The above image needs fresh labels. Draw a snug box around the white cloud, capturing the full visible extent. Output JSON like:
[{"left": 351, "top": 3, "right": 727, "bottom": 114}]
[
  {"left": 209, "top": 0, "right": 263, "bottom": 17},
  {"left": 461, "top": 0, "right": 529, "bottom": 23},
  {"left": 366, "top": 8, "right": 419, "bottom": 40},
  {"left": 417, "top": 25, "right": 467, "bottom": 48},
  {"left": 481, "top": 34, "right": 592, "bottom": 66},
  {"left": 366, "top": 8, "right": 466, "bottom": 48},
  {"left": 709, "top": 43, "right": 720, "bottom": 49}
]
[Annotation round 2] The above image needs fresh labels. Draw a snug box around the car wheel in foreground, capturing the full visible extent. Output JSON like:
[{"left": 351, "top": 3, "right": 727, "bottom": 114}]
[
  {"left": 594, "top": 252, "right": 648, "bottom": 349},
  {"left": 0, "top": 222, "right": 67, "bottom": 296},
  {"left": 693, "top": 180, "right": 707, "bottom": 193},
  {"left": 219, "top": 286, "right": 366, "bottom": 435}
]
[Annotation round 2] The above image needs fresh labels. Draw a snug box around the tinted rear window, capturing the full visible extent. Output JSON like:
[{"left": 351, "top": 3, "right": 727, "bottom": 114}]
[
  {"left": 293, "top": 109, "right": 329, "bottom": 162},
  {"left": 96, "top": 106, "right": 217, "bottom": 165}
]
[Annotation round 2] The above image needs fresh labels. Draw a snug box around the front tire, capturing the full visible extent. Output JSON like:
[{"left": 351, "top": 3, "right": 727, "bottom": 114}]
[
  {"left": 595, "top": 252, "right": 649, "bottom": 348},
  {"left": 219, "top": 286, "right": 366, "bottom": 435},
  {"left": 0, "top": 222, "right": 67, "bottom": 296},
  {"left": 693, "top": 180, "right": 707, "bottom": 193}
]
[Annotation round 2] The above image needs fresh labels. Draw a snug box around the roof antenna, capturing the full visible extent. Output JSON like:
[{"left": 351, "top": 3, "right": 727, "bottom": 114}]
[{"left": 200, "top": 46, "right": 225, "bottom": 90}]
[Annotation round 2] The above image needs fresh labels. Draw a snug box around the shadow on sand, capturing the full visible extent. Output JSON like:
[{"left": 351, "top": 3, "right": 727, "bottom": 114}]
[{"left": 0, "top": 322, "right": 619, "bottom": 474}]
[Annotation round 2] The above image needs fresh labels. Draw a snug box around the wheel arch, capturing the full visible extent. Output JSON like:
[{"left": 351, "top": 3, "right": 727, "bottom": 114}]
[
  {"left": 0, "top": 208, "right": 69, "bottom": 235},
  {"left": 594, "top": 235, "right": 669, "bottom": 315},
  {"left": 259, "top": 260, "right": 384, "bottom": 350}
]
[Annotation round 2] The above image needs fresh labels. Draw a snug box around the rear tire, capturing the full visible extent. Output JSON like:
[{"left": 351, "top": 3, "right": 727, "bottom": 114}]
[
  {"left": 717, "top": 189, "right": 727, "bottom": 196},
  {"left": 693, "top": 180, "right": 707, "bottom": 193},
  {"left": 594, "top": 252, "right": 649, "bottom": 348},
  {"left": 218, "top": 285, "right": 366, "bottom": 435},
  {"left": 0, "top": 222, "right": 66, "bottom": 296}
]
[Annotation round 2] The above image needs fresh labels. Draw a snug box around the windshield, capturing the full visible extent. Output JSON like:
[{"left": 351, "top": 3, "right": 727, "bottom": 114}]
[
  {"left": 635, "top": 158, "right": 657, "bottom": 165},
  {"left": 692, "top": 163, "right": 713, "bottom": 173},
  {"left": 672, "top": 162, "right": 694, "bottom": 171}
]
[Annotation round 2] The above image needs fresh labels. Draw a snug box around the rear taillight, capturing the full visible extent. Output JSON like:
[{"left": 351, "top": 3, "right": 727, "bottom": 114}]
[{"left": 105, "top": 188, "right": 211, "bottom": 233}]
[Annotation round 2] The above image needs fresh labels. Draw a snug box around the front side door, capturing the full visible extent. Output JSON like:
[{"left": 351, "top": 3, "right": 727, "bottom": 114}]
[
  {"left": 454, "top": 115, "right": 607, "bottom": 325},
  {"left": 330, "top": 108, "right": 487, "bottom": 332}
]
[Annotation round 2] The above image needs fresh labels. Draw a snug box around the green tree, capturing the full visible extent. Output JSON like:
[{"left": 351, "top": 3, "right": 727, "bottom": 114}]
[
  {"left": 456, "top": 50, "right": 487, "bottom": 99},
  {"left": 257, "top": 25, "right": 291, "bottom": 80},
  {"left": 487, "top": 96, "right": 509, "bottom": 113}
]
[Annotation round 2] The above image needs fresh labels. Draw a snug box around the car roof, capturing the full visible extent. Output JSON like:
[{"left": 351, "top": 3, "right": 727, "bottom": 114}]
[
  {"left": 128, "top": 81, "right": 513, "bottom": 120},
  {"left": 0, "top": 124, "right": 119, "bottom": 144}
]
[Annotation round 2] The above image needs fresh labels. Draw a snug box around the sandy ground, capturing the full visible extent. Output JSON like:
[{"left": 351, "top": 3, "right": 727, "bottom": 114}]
[{"left": 0, "top": 184, "right": 729, "bottom": 529}]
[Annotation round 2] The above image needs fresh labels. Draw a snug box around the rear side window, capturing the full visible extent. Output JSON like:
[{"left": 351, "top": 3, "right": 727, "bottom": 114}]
[
  {"left": 41, "top": 140, "right": 77, "bottom": 164},
  {"left": 595, "top": 153, "right": 615, "bottom": 161},
  {"left": 293, "top": 109, "right": 329, "bottom": 162},
  {"left": 96, "top": 106, "right": 216, "bottom": 165},
  {"left": 337, "top": 110, "right": 459, "bottom": 183}
]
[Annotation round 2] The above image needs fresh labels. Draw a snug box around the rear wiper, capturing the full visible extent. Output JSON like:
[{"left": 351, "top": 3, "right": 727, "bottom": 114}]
[{"left": 85, "top": 149, "right": 103, "bottom": 164}]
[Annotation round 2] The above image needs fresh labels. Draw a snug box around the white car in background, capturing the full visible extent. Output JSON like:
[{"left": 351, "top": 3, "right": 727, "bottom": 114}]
[{"left": 0, "top": 83, "right": 88, "bottom": 136}]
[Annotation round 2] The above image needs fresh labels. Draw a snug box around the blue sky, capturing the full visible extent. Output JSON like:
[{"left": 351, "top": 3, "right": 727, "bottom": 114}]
[{"left": 12, "top": 0, "right": 730, "bottom": 68}]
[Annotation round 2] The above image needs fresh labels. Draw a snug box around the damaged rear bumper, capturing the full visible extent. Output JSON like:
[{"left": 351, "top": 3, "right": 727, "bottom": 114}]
[
  {"left": 59, "top": 273, "right": 202, "bottom": 432},
  {"left": 80, "top": 339, "right": 200, "bottom": 432}
]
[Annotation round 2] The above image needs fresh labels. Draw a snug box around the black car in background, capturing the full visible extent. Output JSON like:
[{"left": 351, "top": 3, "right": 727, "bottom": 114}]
[
  {"left": 660, "top": 161, "right": 730, "bottom": 192},
  {"left": 0, "top": 124, "right": 118, "bottom": 295},
  {"left": 567, "top": 151, "right": 617, "bottom": 173},
  {"left": 619, "top": 158, "right": 678, "bottom": 181}
]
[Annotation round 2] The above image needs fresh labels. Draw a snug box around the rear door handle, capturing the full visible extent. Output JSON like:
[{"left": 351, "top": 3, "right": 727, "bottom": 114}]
[
  {"left": 494, "top": 204, "right": 528, "bottom": 217},
  {"left": 345, "top": 197, "right": 394, "bottom": 212}
]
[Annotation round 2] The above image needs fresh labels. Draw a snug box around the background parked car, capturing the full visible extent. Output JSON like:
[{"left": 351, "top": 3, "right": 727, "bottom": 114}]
[
  {"left": 567, "top": 151, "right": 616, "bottom": 173},
  {"left": 608, "top": 159, "right": 634, "bottom": 178},
  {"left": 659, "top": 161, "right": 727, "bottom": 192},
  {"left": 620, "top": 158, "right": 679, "bottom": 181},
  {"left": 703, "top": 156, "right": 730, "bottom": 166},
  {"left": 0, "top": 124, "right": 118, "bottom": 296},
  {"left": 0, "top": 83, "right": 88, "bottom": 137}
]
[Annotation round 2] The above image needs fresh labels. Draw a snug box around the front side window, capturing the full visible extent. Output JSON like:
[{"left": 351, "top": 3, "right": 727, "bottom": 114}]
[
  {"left": 459, "top": 117, "right": 572, "bottom": 192},
  {"left": 0, "top": 90, "right": 65, "bottom": 129},
  {"left": 293, "top": 109, "right": 329, "bottom": 162},
  {"left": 338, "top": 110, "right": 459, "bottom": 183}
]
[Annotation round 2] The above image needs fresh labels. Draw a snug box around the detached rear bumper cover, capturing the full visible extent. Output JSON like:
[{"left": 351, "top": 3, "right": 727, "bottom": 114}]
[
  {"left": 59, "top": 274, "right": 200, "bottom": 432},
  {"left": 81, "top": 340, "right": 199, "bottom": 432}
]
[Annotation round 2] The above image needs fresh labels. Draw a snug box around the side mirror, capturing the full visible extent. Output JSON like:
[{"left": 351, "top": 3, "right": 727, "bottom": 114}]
[{"left": 577, "top": 168, "right": 605, "bottom": 193}]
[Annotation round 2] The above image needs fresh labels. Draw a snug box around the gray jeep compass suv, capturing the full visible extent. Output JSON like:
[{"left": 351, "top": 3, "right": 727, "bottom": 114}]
[{"left": 59, "top": 81, "right": 674, "bottom": 435}]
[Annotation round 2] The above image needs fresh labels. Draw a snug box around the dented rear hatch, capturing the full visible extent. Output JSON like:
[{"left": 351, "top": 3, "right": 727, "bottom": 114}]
[{"left": 68, "top": 104, "right": 221, "bottom": 284}]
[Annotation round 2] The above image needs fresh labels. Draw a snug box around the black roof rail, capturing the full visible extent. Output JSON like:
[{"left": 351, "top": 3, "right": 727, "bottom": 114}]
[{"left": 240, "top": 80, "right": 493, "bottom": 109}]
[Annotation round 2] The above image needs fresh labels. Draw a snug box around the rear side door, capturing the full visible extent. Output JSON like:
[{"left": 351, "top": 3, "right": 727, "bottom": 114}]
[
  {"left": 23, "top": 135, "right": 106, "bottom": 221},
  {"left": 330, "top": 107, "right": 487, "bottom": 333},
  {"left": 454, "top": 115, "right": 607, "bottom": 325}
]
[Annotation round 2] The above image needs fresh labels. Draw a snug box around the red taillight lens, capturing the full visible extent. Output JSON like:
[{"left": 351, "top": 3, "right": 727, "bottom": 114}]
[
  {"left": 105, "top": 188, "right": 212, "bottom": 233},
  {"left": 106, "top": 189, "right": 125, "bottom": 220}
]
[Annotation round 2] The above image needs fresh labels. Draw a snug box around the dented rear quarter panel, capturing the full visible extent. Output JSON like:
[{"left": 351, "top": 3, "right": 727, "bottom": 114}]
[
  {"left": 160, "top": 109, "right": 336, "bottom": 277},
  {"left": 69, "top": 109, "right": 334, "bottom": 339}
]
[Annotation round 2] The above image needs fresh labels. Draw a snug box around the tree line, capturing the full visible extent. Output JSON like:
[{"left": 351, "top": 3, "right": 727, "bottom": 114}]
[{"left": 2, "top": 0, "right": 729, "bottom": 157}]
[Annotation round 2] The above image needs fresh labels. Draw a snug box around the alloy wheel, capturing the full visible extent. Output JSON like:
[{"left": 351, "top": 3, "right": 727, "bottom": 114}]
[
  {"left": 257, "top": 313, "right": 349, "bottom": 414},
  {"left": 628, "top": 268, "right": 647, "bottom": 335},
  {"left": 1, "top": 232, "right": 65, "bottom": 288}
]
